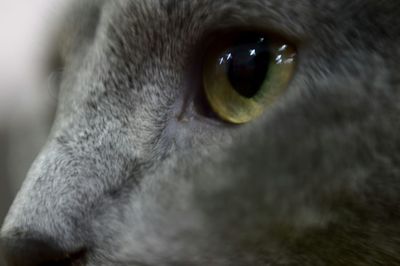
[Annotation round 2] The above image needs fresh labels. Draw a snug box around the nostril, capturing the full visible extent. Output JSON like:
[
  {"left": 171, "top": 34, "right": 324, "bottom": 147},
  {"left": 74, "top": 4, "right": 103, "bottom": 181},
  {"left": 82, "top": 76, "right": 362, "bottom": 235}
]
[
  {"left": 0, "top": 231, "right": 86, "bottom": 266},
  {"left": 39, "top": 249, "right": 87, "bottom": 266}
]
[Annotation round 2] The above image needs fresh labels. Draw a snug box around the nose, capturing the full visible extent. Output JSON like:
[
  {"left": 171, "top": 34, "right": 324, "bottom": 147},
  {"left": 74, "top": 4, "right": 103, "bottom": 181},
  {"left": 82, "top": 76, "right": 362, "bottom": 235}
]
[{"left": 0, "top": 230, "right": 86, "bottom": 266}]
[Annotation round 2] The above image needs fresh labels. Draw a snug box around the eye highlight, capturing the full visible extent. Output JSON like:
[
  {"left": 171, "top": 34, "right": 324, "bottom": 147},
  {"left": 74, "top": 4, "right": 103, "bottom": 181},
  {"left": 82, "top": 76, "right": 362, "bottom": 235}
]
[{"left": 203, "top": 32, "right": 296, "bottom": 124}]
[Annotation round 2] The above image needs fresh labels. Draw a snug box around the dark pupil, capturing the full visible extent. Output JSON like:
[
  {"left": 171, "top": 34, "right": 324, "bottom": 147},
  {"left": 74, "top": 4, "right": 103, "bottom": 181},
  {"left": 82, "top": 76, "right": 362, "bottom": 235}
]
[{"left": 226, "top": 35, "right": 271, "bottom": 98}]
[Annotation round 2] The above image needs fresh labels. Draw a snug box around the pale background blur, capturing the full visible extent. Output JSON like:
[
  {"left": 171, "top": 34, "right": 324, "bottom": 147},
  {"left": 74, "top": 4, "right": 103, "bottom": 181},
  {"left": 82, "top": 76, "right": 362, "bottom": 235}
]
[{"left": 0, "top": 1, "right": 69, "bottom": 264}]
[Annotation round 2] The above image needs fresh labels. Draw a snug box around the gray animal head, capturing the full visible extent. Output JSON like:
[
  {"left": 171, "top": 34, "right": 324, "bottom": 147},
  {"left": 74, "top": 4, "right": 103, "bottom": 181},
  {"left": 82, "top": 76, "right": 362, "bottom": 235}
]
[{"left": 2, "top": 0, "right": 400, "bottom": 265}]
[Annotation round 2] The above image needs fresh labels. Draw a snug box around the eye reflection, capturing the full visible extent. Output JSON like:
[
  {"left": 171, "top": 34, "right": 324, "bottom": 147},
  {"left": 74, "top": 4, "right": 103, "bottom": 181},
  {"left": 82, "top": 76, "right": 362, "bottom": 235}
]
[{"left": 203, "top": 32, "right": 296, "bottom": 124}]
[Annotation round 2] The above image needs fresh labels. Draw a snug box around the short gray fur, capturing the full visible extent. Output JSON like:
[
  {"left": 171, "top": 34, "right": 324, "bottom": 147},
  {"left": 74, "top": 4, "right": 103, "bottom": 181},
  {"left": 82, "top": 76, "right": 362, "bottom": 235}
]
[{"left": 2, "top": 0, "right": 400, "bottom": 265}]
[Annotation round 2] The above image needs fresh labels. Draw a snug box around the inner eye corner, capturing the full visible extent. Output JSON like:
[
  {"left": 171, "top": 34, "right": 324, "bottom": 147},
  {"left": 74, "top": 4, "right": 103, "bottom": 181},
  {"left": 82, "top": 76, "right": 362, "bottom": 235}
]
[{"left": 199, "top": 30, "right": 297, "bottom": 125}]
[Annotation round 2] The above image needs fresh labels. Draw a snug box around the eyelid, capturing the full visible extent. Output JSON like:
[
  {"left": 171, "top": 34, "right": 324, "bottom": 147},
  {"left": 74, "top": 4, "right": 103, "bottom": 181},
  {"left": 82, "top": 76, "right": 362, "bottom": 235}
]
[{"left": 200, "top": 11, "right": 304, "bottom": 47}]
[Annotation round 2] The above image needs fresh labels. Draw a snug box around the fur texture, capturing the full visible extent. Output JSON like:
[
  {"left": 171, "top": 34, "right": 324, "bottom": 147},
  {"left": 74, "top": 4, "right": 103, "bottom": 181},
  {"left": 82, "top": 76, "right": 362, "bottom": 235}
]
[{"left": 2, "top": 0, "right": 400, "bottom": 265}]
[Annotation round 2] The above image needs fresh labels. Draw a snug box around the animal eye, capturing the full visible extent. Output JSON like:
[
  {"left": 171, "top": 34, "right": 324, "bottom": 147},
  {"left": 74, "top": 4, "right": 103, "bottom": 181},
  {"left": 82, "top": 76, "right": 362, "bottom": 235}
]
[{"left": 203, "top": 32, "right": 296, "bottom": 124}]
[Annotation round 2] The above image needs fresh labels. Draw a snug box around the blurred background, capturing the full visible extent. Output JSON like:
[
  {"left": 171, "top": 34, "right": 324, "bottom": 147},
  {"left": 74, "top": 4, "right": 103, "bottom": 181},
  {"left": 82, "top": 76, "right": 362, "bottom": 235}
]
[{"left": 0, "top": 0, "right": 68, "bottom": 264}]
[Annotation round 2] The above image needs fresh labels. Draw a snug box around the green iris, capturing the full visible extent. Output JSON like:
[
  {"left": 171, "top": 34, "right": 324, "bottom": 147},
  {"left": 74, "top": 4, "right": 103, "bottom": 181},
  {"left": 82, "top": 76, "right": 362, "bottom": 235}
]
[{"left": 203, "top": 33, "right": 296, "bottom": 124}]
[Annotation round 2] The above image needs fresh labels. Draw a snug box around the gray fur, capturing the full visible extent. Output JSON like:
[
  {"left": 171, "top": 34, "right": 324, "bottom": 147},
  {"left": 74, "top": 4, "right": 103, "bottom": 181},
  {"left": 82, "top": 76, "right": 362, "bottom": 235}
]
[{"left": 2, "top": 0, "right": 400, "bottom": 265}]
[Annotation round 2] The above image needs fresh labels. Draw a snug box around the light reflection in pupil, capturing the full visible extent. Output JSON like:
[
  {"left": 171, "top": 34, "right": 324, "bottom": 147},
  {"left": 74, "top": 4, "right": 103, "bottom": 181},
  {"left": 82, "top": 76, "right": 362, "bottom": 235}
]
[{"left": 225, "top": 36, "right": 271, "bottom": 98}]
